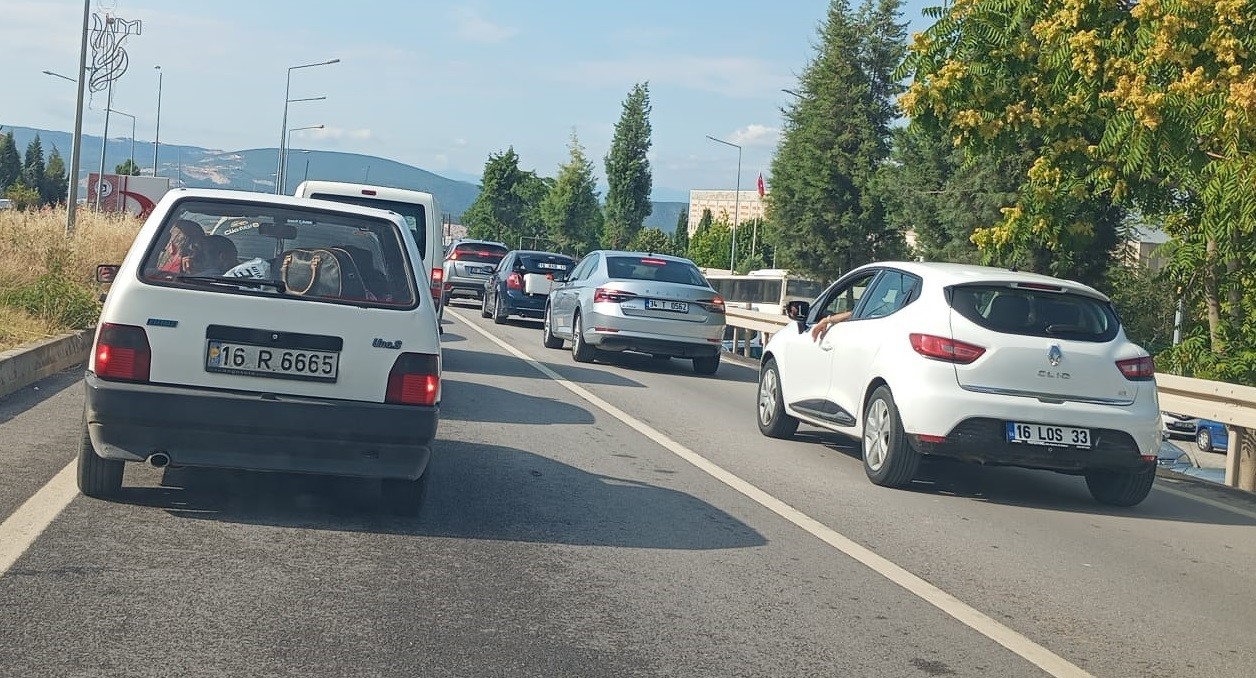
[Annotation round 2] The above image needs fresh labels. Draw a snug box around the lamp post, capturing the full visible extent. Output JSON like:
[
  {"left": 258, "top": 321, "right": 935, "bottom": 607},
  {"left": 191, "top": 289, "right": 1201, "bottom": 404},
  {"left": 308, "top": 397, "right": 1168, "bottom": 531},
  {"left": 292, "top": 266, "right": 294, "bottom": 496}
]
[
  {"left": 284, "top": 125, "right": 323, "bottom": 193},
  {"left": 152, "top": 65, "right": 162, "bottom": 176},
  {"left": 42, "top": 69, "right": 76, "bottom": 83},
  {"left": 276, "top": 58, "right": 338, "bottom": 194},
  {"left": 705, "top": 135, "right": 742, "bottom": 272},
  {"left": 301, "top": 150, "right": 312, "bottom": 184},
  {"left": 106, "top": 108, "right": 136, "bottom": 177}
]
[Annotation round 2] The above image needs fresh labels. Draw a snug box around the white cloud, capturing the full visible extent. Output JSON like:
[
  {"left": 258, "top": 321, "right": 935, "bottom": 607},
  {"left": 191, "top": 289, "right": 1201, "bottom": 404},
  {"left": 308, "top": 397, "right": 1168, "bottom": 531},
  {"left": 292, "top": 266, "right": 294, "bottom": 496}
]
[
  {"left": 449, "top": 6, "right": 519, "bottom": 44},
  {"left": 306, "top": 127, "right": 373, "bottom": 141},
  {"left": 555, "top": 55, "right": 790, "bottom": 99},
  {"left": 728, "top": 124, "right": 781, "bottom": 148}
]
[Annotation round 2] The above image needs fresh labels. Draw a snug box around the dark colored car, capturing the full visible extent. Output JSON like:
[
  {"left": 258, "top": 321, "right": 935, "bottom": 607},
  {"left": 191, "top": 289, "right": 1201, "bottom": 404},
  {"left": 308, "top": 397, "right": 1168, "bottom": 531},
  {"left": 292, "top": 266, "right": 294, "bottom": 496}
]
[
  {"left": 440, "top": 238, "right": 509, "bottom": 318},
  {"left": 483, "top": 250, "right": 576, "bottom": 324}
]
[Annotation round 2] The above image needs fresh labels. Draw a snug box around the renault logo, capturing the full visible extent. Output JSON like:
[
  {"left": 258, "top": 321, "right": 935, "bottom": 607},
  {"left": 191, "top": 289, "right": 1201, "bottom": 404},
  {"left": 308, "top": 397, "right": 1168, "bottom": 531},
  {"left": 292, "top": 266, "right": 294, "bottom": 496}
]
[{"left": 1048, "top": 345, "right": 1063, "bottom": 366}]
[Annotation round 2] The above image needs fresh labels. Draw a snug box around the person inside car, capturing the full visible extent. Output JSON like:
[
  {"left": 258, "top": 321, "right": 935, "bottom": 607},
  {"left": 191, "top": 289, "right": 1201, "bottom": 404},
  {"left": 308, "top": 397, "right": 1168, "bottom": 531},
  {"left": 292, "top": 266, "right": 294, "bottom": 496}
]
[{"left": 155, "top": 220, "right": 207, "bottom": 274}]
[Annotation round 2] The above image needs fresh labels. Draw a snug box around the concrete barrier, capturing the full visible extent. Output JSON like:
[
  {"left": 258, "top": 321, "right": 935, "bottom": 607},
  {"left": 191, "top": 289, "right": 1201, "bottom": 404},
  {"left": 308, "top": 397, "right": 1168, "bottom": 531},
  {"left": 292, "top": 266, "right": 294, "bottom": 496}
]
[{"left": 0, "top": 328, "right": 95, "bottom": 400}]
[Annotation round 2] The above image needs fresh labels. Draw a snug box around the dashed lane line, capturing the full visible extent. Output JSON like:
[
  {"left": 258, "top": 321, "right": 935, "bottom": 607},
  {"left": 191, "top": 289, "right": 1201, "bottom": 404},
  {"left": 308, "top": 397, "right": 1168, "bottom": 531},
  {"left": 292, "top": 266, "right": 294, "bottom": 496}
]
[{"left": 449, "top": 308, "right": 1093, "bottom": 678}]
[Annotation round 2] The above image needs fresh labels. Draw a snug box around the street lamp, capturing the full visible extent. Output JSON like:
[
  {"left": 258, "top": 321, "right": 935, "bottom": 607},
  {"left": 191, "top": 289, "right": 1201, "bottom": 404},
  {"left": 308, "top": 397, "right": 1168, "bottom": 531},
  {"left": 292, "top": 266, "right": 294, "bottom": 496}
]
[
  {"left": 284, "top": 125, "right": 323, "bottom": 193},
  {"left": 153, "top": 65, "right": 162, "bottom": 176},
  {"left": 781, "top": 88, "right": 802, "bottom": 98},
  {"left": 106, "top": 108, "right": 136, "bottom": 177},
  {"left": 705, "top": 135, "right": 743, "bottom": 271},
  {"left": 276, "top": 58, "right": 338, "bottom": 194},
  {"left": 42, "top": 70, "right": 77, "bottom": 83}
]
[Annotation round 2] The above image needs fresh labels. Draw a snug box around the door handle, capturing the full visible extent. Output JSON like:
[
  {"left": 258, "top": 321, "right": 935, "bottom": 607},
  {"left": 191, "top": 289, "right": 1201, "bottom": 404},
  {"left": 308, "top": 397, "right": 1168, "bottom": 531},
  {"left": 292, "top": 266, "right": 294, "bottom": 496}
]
[{"left": 819, "top": 341, "right": 833, "bottom": 352}]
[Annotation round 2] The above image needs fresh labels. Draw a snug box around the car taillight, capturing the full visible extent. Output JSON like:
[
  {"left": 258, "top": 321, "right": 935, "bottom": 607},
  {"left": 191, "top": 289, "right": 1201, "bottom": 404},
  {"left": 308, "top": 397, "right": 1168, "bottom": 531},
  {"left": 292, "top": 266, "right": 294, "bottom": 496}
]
[
  {"left": 702, "top": 296, "right": 726, "bottom": 313},
  {"left": 94, "top": 323, "right": 152, "bottom": 382},
  {"left": 430, "top": 268, "right": 444, "bottom": 298},
  {"left": 594, "top": 287, "right": 637, "bottom": 303},
  {"left": 1116, "top": 356, "right": 1155, "bottom": 381},
  {"left": 910, "top": 333, "right": 986, "bottom": 364},
  {"left": 506, "top": 272, "right": 523, "bottom": 290},
  {"left": 447, "top": 250, "right": 460, "bottom": 260},
  {"left": 386, "top": 353, "right": 440, "bottom": 406}
]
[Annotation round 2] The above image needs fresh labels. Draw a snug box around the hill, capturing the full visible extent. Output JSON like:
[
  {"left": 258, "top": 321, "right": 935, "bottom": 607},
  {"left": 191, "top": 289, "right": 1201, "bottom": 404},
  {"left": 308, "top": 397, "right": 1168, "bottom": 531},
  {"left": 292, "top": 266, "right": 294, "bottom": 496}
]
[{"left": 2, "top": 124, "right": 688, "bottom": 229}]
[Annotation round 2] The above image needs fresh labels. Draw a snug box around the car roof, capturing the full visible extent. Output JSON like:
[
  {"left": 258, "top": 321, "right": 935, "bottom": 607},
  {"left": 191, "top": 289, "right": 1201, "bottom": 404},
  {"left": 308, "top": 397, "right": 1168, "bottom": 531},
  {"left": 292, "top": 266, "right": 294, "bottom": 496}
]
[
  {"left": 512, "top": 249, "right": 576, "bottom": 257},
  {"left": 159, "top": 187, "right": 410, "bottom": 225},
  {"left": 858, "top": 260, "right": 1109, "bottom": 301},
  {"left": 589, "top": 250, "right": 697, "bottom": 263},
  {"left": 450, "top": 238, "right": 508, "bottom": 247}
]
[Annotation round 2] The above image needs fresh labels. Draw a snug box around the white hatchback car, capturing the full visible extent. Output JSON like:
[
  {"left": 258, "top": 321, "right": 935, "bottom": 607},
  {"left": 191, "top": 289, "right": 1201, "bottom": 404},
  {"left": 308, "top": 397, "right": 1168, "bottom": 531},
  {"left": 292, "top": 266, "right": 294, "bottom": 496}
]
[
  {"left": 80, "top": 188, "right": 441, "bottom": 514},
  {"left": 757, "top": 262, "right": 1162, "bottom": 506}
]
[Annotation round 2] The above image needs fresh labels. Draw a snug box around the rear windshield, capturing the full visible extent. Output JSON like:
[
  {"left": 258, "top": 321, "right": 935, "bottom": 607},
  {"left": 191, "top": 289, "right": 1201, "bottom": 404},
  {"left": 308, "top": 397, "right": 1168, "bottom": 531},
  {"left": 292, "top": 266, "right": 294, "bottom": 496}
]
[
  {"left": 139, "top": 199, "right": 417, "bottom": 309},
  {"left": 451, "top": 243, "right": 508, "bottom": 264},
  {"left": 606, "top": 256, "right": 708, "bottom": 286},
  {"left": 948, "top": 284, "right": 1119, "bottom": 342},
  {"left": 307, "top": 193, "right": 427, "bottom": 258},
  {"left": 516, "top": 253, "right": 575, "bottom": 274}
]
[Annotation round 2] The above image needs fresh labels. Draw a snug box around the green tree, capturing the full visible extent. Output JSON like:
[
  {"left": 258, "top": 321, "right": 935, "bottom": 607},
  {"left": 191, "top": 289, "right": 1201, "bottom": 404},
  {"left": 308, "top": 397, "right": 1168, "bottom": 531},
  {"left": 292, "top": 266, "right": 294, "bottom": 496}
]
[
  {"left": 464, "top": 147, "right": 544, "bottom": 247},
  {"left": 900, "top": 0, "right": 1256, "bottom": 381},
  {"left": 603, "top": 82, "right": 654, "bottom": 249},
  {"left": 0, "top": 131, "right": 20, "bottom": 191},
  {"left": 22, "top": 135, "right": 46, "bottom": 192},
  {"left": 688, "top": 217, "right": 730, "bottom": 269},
  {"left": 766, "top": 0, "right": 904, "bottom": 282},
  {"left": 629, "top": 227, "right": 671, "bottom": 254},
  {"left": 670, "top": 208, "right": 690, "bottom": 256},
  {"left": 4, "top": 183, "right": 41, "bottom": 210},
  {"left": 541, "top": 131, "right": 603, "bottom": 255},
  {"left": 115, "top": 159, "right": 141, "bottom": 176},
  {"left": 43, "top": 146, "right": 68, "bottom": 206}
]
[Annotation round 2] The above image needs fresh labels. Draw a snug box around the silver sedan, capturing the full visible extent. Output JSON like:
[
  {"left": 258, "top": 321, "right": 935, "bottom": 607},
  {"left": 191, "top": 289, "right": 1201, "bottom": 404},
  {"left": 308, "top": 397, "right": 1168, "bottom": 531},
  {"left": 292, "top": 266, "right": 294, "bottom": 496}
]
[{"left": 542, "top": 251, "right": 728, "bottom": 374}]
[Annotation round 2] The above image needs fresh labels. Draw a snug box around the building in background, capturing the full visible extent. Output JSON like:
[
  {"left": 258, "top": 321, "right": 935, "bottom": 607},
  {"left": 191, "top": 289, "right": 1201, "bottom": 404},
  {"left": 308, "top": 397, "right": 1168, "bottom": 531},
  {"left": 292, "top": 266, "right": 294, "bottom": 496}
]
[{"left": 687, "top": 189, "right": 767, "bottom": 236}]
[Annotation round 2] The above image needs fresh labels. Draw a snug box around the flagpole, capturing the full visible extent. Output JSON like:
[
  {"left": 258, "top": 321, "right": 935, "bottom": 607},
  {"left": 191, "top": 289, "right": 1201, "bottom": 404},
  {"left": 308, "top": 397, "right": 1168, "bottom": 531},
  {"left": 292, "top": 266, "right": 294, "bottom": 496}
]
[{"left": 752, "top": 173, "right": 764, "bottom": 258}]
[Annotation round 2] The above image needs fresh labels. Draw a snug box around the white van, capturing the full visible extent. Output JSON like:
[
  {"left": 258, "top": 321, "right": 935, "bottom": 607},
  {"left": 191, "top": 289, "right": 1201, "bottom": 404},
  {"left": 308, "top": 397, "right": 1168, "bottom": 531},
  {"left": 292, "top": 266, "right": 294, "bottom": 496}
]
[{"left": 293, "top": 181, "right": 444, "bottom": 312}]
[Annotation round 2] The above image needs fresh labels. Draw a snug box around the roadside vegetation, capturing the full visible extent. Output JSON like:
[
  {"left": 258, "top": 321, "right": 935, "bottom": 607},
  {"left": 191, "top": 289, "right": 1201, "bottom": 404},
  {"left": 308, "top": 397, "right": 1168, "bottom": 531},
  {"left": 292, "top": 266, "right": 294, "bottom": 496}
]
[{"left": 0, "top": 207, "right": 139, "bottom": 351}]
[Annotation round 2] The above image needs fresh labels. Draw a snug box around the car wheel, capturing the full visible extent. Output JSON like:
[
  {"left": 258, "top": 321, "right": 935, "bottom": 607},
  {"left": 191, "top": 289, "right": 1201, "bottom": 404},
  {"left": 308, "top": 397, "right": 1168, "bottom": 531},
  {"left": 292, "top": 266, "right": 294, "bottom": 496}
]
[
  {"left": 76, "top": 417, "right": 122, "bottom": 499},
  {"left": 1196, "top": 429, "right": 1212, "bottom": 452},
  {"left": 862, "top": 385, "right": 920, "bottom": 488},
  {"left": 542, "top": 306, "right": 564, "bottom": 349},
  {"left": 492, "top": 293, "right": 508, "bottom": 324},
  {"left": 571, "top": 313, "right": 596, "bottom": 363},
  {"left": 757, "top": 358, "right": 799, "bottom": 439},
  {"left": 1084, "top": 465, "right": 1156, "bottom": 507},
  {"left": 693, "top": 353, "right": 720, "bottom": 375},
  {"left": 480, "top": 290, "right": 493, "bottom": 318},
  {"left": 381, "top": 469, "right": 431, "bottom": 517}
]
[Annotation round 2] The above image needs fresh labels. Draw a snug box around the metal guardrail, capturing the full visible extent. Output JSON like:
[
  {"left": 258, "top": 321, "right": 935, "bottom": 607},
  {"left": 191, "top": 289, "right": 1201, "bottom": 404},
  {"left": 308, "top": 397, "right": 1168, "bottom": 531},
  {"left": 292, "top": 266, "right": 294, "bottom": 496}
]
[{"left": 723, "top": 306, "right": 1256, "bottom": 491}]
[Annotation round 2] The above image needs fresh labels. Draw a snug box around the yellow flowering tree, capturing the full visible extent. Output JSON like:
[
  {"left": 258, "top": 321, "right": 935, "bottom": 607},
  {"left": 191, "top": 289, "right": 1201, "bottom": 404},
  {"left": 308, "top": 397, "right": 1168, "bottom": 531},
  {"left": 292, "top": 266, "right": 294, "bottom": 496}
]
[{"left": 901, "top": 0, "right": 1256, "bottom": 382}]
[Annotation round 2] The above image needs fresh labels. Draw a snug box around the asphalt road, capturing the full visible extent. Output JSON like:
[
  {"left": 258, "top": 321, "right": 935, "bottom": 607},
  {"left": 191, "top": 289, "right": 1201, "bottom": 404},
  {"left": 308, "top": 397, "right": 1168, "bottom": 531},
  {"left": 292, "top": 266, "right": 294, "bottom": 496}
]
[{"left": 1, "top": 300, "right": 1255, "bottom": 677}]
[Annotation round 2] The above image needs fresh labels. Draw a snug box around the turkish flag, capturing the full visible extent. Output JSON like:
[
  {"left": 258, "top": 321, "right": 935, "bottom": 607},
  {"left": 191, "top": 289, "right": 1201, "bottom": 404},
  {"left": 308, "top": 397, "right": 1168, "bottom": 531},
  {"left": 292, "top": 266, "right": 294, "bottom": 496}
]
[{"left": 756, "top": 173, "right": 765, "bottom": 197}]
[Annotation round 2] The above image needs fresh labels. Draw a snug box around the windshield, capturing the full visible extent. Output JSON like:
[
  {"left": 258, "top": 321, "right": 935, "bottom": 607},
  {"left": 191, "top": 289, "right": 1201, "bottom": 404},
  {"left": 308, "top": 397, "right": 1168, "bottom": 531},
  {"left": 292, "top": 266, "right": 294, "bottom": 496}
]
[
  {"left": 516, "top": 253, "right": 575, "bottom": 274},
  {"left": 140, "top": 199, "right": 417, "bottom": 308},
  {"left": 307, "top": 193, "right": 428, "bottom": 258},
  {"left": 450, "top": 243, "right": 508, "bottom": 264}
]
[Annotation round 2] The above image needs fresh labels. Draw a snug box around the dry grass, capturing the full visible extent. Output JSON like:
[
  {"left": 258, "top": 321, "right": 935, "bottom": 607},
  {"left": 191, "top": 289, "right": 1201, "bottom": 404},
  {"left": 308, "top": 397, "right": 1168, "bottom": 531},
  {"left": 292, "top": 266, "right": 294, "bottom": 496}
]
[{"left": 0, "top": 207, "right": 142, "bottom": 351}]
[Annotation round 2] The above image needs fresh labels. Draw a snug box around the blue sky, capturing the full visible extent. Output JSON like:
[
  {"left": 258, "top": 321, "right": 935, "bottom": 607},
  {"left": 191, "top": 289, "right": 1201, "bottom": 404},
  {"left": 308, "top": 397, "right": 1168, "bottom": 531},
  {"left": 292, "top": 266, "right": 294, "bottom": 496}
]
[{"left": 6, "top": 0, "right": 940, "bottom": 201}]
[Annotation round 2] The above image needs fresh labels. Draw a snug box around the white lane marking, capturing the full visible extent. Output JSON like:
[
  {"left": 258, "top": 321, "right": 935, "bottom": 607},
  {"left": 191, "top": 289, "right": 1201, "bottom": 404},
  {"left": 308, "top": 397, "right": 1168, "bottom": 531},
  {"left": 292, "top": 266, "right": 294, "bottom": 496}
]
[
  {"left": 1155, "top": 481, "right": 1256, "bottom": 521},
  {"left": 449, "top": 308, "right": 1092, "bottom": 678},
  {"left": 0, "top": 461, "right": 78, "bottom": 577}
]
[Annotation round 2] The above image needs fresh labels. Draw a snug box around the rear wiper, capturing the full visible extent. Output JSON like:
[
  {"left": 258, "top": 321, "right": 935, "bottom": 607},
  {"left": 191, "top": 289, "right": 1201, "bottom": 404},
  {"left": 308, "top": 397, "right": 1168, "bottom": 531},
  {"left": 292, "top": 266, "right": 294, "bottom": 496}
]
[{"left": 176, "top": 275, "right": 287, "bottom": 293}]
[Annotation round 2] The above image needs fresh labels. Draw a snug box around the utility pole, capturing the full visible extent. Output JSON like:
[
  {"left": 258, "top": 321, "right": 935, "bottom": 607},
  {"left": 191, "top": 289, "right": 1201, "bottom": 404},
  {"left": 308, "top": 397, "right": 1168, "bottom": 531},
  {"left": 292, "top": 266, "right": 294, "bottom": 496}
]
[{"left": 65, "top": 0, "right": 91, "bottom": 236}]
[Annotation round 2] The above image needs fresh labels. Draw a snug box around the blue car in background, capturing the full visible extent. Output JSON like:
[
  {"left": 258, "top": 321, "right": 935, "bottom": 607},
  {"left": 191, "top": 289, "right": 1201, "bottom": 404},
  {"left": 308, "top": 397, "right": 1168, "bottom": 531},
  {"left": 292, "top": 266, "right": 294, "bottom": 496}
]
[
  {"left": 1194, "top": 419, "right": 1229, "bottom": 452},
  {"left": 482, "top": 250, "right": 576, "bottom": 324}
]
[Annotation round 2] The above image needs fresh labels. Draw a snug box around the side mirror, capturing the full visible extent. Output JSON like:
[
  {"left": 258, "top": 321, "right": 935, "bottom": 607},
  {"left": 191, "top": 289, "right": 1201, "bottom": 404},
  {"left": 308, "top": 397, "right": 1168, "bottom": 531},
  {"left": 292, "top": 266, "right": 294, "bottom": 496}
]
[
  {"left": 96, "top": 264, "right": 120, "bottom": 283},
  {"left": 786, "top": 300, "right": 810, "bottom": 332}
]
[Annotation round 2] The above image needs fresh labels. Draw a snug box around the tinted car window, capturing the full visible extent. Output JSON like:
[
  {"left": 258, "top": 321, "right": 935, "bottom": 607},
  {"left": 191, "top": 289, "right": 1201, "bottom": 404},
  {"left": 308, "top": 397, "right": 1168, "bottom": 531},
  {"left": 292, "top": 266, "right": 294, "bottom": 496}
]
[
  {"left": 144, "top": 199, "right": 416, "bottom": 308},
  {"left": 307, "top": 193, "right": 427, "bottom": 257},
  {"left": 516, "top": 253, "right": 575, "bottom": 275},
  {"left": 949, "top": 284, "right": 1119, "bottom": 342},
  {"left": 816, "top": 271, "right": 878, "bottom": 320},
  {"left": 855, "top": 270, "right": 921, "bottom": 320},
  {"left": 451, "top": 243, "right": 508, "bottom": 264},
  {"left": 605, "top": 256, "right": 707, "bottom": 286}
]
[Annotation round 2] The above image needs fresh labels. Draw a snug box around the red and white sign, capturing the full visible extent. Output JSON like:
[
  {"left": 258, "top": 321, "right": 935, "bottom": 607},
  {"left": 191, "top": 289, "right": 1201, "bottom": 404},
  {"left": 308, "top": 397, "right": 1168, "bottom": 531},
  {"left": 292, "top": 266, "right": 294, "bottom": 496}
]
[{"left": 87, "top": 173, "right": 171, "bottom": 218}]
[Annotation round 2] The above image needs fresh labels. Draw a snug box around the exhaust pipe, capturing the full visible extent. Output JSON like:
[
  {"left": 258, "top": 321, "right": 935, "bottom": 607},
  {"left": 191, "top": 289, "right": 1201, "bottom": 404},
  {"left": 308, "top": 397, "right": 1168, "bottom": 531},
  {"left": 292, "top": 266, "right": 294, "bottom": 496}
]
[{"left": 146, "top": 452, "right": 170, "bottom": 468}]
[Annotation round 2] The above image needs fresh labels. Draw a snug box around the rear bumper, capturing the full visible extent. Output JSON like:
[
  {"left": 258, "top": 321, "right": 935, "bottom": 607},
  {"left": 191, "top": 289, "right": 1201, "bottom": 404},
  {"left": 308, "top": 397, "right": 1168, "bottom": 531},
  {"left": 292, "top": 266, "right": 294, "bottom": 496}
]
[
  {"left": 444, "top": 276, "right": 489, "bottom": 298},
  {"left": 583, "top": 308, "right": 723, "bottom": 357},
  {"left": 584, "top": 331, "right": 720, "bottom": 358},
  {"left": 503, "top": 290, "right": 547, "bottom": 318},
  {"left": 910, "top": 417, "right": 1151, "bottom": 473},
  {"left": 84, "top": 372, "right": 437, "bottom": 480}
]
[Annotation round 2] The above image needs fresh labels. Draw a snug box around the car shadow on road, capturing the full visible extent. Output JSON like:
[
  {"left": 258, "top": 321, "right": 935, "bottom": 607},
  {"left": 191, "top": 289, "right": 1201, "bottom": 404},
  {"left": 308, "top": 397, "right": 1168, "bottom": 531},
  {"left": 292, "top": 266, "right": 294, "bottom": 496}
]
[
  {"left": 115, "top": 440, "right": 769, "bottom": 550},
  {"left": 799, "top": 428, "right": 1256, "bottom": 526},
  {"left": 440, "top": 379, "right": 595, "bottom": 425},
  {"left": 576, "top": 350, "right": 760, "bottom": 385},
  {"left": 443, "top": 346, "right": 647, "bottom": 388},
  {"left": 0, "top": 367, "right": 83, "bottom": 428}
]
